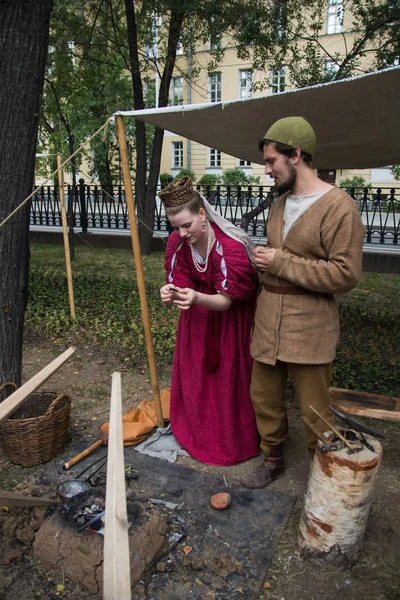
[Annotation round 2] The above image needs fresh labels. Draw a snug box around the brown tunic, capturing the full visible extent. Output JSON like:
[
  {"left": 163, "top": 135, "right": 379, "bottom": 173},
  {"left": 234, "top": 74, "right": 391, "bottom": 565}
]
[{"left": 250, "top": 187, "right": 365, "bottom": 365}]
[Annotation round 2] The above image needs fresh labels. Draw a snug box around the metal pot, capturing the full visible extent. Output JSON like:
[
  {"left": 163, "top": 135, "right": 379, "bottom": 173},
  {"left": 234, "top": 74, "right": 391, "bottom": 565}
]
[{"left": 56, "top": 479, "right": 91, "bottom": 502}]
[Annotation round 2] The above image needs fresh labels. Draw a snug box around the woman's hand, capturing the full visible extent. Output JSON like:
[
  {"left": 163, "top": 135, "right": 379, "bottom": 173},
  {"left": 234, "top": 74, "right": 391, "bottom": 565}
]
[
  {"left": 160, "top": 284, "right": 183, "bottom": 303},
  {"left": 173, "top": 287, "right": 198, "bottom": 311}
]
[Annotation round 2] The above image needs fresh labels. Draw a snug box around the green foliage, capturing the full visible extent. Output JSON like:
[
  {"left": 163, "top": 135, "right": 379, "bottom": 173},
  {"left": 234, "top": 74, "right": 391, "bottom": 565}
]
[
  {"left": 221, "top": 168, "right": 248, "bottom": 186},
  {"left": 197, "top": 173, "right": 222, "bottom": 186},
  {"left": 391, "top": 165, "right": 400, "bottom": 181},
  {"left": 26, "top": 246, "right": 400, "bottom": 396},
  {"left": 221, "top": 168, "right": 260, "bottom": 186},
  {"left": 160, "top": 172, "right": 173, "bottom": 186},
  {"left": 333, "top": 277, "right": 400, "bottom": 396},
  {"left": 174, "top": 168, "right": 197, "bottom": 182},
  {"left": 26, "top": 267, "right": 178, "bottom": 367},
  {"left": 339, "top": 176, "right": 371, "bottom": 189},
  {"left": 40, "top": 1, "right": 133, "bottom": 188},
  {"left": 235, "top": 0, "right": 400, "bottom": 89}
]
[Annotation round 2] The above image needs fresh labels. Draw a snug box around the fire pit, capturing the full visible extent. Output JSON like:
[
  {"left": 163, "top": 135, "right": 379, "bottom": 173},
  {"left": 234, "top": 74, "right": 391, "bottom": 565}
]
[{"left": 33, "top": 486, "right": 170, "bottom": 595}]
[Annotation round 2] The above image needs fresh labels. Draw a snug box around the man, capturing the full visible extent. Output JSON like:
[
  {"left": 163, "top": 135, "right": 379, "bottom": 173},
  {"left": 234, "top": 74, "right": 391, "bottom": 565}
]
[{"left": 242, "top": 116, "right": 365, "bottom": 489}]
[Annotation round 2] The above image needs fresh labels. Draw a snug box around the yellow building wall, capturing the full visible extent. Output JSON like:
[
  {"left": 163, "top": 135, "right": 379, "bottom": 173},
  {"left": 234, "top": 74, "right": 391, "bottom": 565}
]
[{"left": 159, "top": 6, "right": 399, "bottom": 191}]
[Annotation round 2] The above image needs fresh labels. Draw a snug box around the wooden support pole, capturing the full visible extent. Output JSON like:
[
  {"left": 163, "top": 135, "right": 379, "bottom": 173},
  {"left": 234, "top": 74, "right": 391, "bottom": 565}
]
[
  {"left": 0, "top": 491, "right": 59, "bottom": 507},
  {"left": 103, "top": 372, "right": 131, "bottom": 600},
  {"left": 57, "top": 153, "right": 76, "bottom": 319},
  {"left": 0, "top": 347, "right": 75, "bottom": 423},
  {"left": 115, "top": 115, "right": 164, "bottom": 428}
]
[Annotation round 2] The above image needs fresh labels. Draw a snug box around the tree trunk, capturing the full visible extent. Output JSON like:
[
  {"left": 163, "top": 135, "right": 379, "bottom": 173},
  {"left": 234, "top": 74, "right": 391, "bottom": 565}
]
[
  {"left": 124, "top": 0, "right": 148, "bottom": 249},
  {"left": 124, "top": 0, "right": 184, "bottom": 253},
  {"left": 0, "top": 0, "right": 53, "bottom": 387}
]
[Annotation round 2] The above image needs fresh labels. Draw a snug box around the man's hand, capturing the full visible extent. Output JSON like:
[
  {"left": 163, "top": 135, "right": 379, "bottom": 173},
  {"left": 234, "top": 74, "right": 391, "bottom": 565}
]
[{"left": 252, "top": 246, "right": 277, "bottom": 272}]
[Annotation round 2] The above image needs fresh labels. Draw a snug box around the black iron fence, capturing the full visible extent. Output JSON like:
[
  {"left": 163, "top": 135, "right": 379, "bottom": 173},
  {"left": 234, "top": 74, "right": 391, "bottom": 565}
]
[{"left": 30, "top": 181, "right": 400, "bottom": 245}]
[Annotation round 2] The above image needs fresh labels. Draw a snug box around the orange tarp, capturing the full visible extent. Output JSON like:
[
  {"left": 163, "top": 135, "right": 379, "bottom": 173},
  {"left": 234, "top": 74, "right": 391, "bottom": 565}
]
[{"left": 99, "top": 388, "right": 170, "bottom": 446}]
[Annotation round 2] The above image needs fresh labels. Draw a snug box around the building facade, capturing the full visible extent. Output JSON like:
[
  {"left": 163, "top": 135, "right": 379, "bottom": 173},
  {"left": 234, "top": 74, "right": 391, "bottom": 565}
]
[{"left": 158, "top": 0, "right": 399, "bottom": 190}]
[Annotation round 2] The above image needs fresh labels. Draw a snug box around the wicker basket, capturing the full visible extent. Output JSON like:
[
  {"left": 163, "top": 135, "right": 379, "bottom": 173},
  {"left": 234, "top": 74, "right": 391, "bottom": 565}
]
[{"left": 0, "top": 383, "right": 71, "bottom": 466}]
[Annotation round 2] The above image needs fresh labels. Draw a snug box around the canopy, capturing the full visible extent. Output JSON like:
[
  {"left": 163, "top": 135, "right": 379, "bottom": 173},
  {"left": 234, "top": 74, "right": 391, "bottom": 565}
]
[{"left": 116, "top": 66, "right": 400, "bottom": 169}]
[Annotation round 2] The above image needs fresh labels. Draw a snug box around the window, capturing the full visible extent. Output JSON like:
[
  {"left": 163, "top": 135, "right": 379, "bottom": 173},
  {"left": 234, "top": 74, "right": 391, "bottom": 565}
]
[
  {"left": 270, "top": 67, "right": 285, "bottom": 94},
  {"left": 381, "top": 56, "right": 399, "bottom": 68},
  {"left": 172, "top": 142, "right": 183, "bottom": 168},
  {"left": 324, "top": 60, "right": 340, "bottom": 79},
  {"left": 209, "top": 149, "right": 221, "bottom": 168},
  {"left": 67, "top": 41, "right": 76, "bottom": 65},
  {"left": 209, "top": 72, "right": 221, "bottom": 103},
  {"left": 273, "top": 1, "right": 287, "bottom": 41},
  {"left": 209, "top": 15, "right": 222, "bottom": 50},
  {"left": 143, "top": 78, "right": 156, "bottom": 108},
  {"left": 145, "top": 13, "right": 162, "bottom": 58},
  {"left": 239, "top": 70, "right": 252, "bottom": 100},
  {"left": 239, "top": 159, "right": 251, "bottom": 167},
  {"left": 170, "top": 76, "right": 183, "bottom": 105},
  {"left": 209, "top": 37, "right": 222, "bottom": 51},
  {"left": 327, "top": 0, "right": 343, "bottom": 34}
]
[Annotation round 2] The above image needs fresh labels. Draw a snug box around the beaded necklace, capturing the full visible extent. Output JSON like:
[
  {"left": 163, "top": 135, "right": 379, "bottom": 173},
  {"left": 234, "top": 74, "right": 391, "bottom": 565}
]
[{"left": 189, "top": 221, "right": 214, "bottom": 273}]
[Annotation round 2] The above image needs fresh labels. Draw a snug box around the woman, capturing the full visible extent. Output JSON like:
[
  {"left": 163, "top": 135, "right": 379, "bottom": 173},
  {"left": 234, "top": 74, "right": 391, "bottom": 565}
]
[{"left": 159, "top": 176, "right": 259, "bottom": 466}]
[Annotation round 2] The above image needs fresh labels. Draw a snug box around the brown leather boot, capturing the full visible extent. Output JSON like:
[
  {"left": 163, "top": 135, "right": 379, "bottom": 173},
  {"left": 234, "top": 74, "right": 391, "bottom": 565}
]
[{"left": 241, "top": 445, "right": 284, "bottom": 489}]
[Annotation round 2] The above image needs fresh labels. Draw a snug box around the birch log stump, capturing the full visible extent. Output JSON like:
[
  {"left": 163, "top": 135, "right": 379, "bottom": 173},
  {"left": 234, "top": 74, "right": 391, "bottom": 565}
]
[{"left": 298, "top": 433, "right": 383, "bottom": 568}]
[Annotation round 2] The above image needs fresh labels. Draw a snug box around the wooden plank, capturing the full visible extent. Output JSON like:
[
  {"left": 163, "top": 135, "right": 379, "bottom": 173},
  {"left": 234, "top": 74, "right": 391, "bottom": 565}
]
[
  {"left": 103, "top": 372, "right": 131, "bottom": 600},
  {"left": 0, "top": 346, "right": 76, "bottom": 424},
  {"left": 0, "top": 491, "right": 58, "bottom": 507},
  {"left": 330, "top": 387, "right": 400, "bottom": 421}
]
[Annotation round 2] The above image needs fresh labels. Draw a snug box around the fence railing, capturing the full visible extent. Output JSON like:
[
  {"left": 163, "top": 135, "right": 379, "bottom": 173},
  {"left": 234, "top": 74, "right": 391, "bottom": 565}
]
[{"left": 30, "top": 182, "right": 400, "bottom": 245}]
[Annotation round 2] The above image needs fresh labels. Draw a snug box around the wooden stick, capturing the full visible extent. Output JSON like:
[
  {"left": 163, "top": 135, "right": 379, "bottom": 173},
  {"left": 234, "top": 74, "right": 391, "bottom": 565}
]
[
  {"left": 301, "top": 415, "right": 332, "bottom": 445},
  {"left": 115, "top": 116, "right": 164, "bottom": 428},
  {"left": 57, "top": 153, "right": 76, "bottom": 319},
  {"left": 0, "top": 491, "right": 59, "bottom": 507},
  {"left": 0, "top": 347, "right": 75, "bottom": 424},
  {"left": 330, "top": 387, "right": 400, "bottom": 422},
  {"left": 103, "top": 372, "right": 131, "bottom": 600},
  {"left": 309, "top": 405, "right": 357, "bottom": 450},
  {"left": 62, "top": 439, "right": 103, "bottom": 470}
]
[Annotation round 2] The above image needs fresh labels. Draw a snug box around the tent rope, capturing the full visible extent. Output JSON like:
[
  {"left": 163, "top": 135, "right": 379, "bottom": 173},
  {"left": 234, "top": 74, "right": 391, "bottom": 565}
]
[
  {"left": 0, "top": 118, "right": 112, "bottom": 230},
  {"left": 1, "top": 118, "right": 169, "bottom": 248},
  {"left": 76, "top": 167, "right": 169, "bottom": 246}
]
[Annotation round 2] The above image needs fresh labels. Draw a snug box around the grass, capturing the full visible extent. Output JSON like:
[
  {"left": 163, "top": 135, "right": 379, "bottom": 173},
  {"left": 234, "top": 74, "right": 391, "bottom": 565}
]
[
  {"left": 30, "top": 243, "right": 166, "bottom": 284},
  {"left": 27, "top": 243, "right": 400, "bottom": 395},
  {"left": 27, "top": 243, "right": 177, "bottom": 368}
]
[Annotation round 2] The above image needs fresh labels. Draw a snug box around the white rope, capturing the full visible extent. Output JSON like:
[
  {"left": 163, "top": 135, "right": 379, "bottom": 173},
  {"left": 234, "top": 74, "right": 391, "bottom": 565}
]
[
  {"left": 0, "top": 118, "right": 112, "bottom": 230},
  {"left": 76, "top": 168, "right": 169, "bottom": 246}
]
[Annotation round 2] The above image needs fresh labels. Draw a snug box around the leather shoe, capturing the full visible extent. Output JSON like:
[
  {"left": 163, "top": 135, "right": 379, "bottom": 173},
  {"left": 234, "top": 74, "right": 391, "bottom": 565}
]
[{"left": 241, "top": 446, "right": 284, "bottom": 489}]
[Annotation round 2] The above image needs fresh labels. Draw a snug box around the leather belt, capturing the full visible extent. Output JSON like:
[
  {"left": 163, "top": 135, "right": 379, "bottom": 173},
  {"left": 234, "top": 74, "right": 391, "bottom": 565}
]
[{"left": 263, "top": 283, "right": 311, "bottom": 296}]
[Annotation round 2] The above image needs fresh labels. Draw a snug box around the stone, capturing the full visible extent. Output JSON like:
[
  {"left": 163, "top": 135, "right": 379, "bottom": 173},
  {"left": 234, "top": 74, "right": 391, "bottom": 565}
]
[{"left": 15, "top": 523, "right": 35, "bottom": 545}]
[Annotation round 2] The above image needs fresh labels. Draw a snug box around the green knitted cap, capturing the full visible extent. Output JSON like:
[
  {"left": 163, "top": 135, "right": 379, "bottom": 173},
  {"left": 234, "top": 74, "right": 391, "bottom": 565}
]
[{"left": 263, "top": 116, "right": 316, "bottom": 156}]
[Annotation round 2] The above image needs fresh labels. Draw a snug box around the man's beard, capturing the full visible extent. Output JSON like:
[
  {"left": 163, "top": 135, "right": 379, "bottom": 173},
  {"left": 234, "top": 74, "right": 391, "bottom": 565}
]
[{"left": 275, "top": 162, "right": 297, "bottom": 195}]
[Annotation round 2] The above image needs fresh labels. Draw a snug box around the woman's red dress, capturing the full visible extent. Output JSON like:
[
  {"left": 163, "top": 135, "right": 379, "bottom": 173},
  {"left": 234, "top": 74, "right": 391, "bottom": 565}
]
[{"left": 165, "top": 223, "right": 259, "bottom": 466}]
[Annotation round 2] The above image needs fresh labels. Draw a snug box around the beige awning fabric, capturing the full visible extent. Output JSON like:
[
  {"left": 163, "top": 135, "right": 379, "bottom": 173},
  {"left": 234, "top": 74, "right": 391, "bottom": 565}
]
[{"left": 115, "top": 67, "right": 400, "bottom": 169}]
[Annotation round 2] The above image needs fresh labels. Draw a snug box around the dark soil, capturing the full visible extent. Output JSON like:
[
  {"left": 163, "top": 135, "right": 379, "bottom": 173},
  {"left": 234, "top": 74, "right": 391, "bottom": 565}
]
[{"left": 0, "top": 341, "right": 399, "bottom": 600}]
